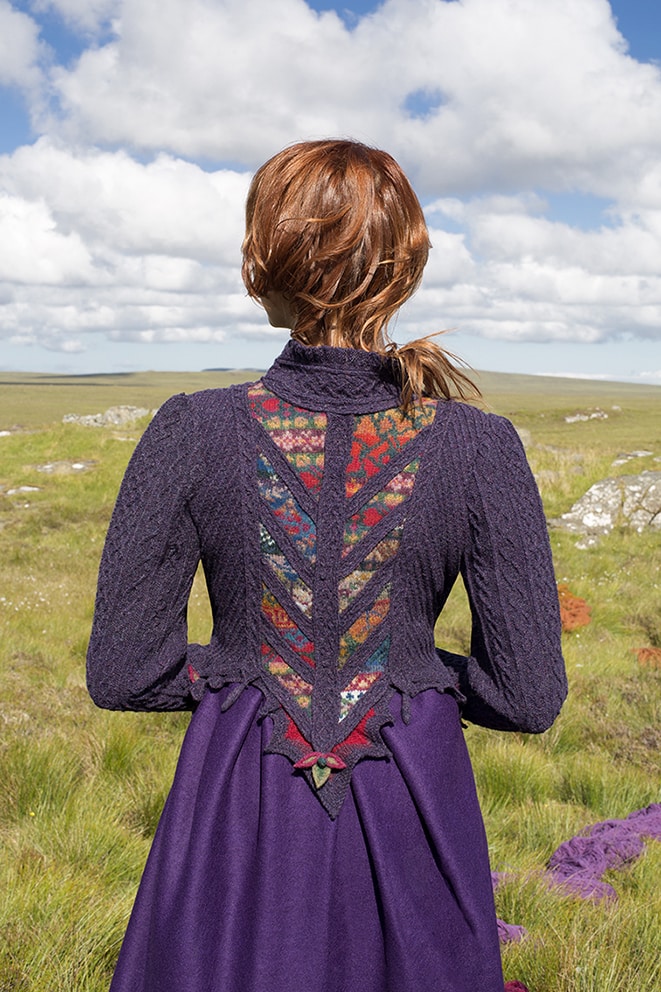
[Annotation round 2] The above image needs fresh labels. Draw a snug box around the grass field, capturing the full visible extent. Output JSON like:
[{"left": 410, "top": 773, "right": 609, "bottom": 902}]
[{"left": 1, "top": 368, "right": 660, "bottom": 991}]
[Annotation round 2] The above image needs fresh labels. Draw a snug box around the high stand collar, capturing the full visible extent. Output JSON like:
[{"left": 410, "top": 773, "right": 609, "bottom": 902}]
[{"left": 262, "top": 339, "right": 403, "bottom": 414}]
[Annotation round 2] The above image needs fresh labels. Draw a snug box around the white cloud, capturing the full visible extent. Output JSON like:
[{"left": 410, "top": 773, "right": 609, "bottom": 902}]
[
  {"left": 3, "top": 132, "right": 661, "bottom": 358},
  {"left": 0, "top": 192, "right": 94, "bottom": 283},
  {"left": 402, "top": 189, "right": 661, "bottom": 346},
  {"left": 45, "top": 0, "right": 353, "bottom": 159},
  {"left": 2, "top": 140, "right": 250, "bottom": 264},
  {"left": 0, "top": 0, "right": 43, "bottom": 89},
  {"left": 2, "top": 0, "right": 661, "bottom": 367},
  {"left": 0, "top": 139, "right": 257, "bottom": 349},
  {"left": 38, "top": 0, "right": 661, "bottom": 200}
]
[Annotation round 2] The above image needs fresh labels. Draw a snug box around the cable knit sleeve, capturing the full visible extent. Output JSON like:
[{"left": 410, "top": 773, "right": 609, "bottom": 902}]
[
  {"left": 86, "top": 394, "right": 210, "bottom": 711},
  {"left": 438, "top": 414, "right": 567, "bottom": 732}
]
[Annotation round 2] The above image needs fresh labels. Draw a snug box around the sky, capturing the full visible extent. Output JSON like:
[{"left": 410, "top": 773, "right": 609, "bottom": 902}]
[{"left": 1, "top": 0, "right": 661, "bottom": 382}]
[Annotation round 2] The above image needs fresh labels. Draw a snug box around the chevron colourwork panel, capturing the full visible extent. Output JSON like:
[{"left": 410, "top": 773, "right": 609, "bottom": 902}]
[{"left": 248, "top": 382, "right": 436, "bottom": 810}]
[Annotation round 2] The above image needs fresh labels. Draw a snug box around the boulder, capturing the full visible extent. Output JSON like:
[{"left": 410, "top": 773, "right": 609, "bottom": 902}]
[
  {"left": 564, "top": 409, "right": 608, "bottom": 423},
  {"left": 63, "top": 405, "right": 150, "bottom": 427},
  {"left": 553, "top": 471, "right": 661, "bottom": 546}
]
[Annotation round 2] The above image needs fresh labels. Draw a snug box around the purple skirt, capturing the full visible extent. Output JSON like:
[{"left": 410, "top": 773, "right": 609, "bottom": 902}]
[{"left": 110, "top": 688, "right": 504, "bottom": 992}]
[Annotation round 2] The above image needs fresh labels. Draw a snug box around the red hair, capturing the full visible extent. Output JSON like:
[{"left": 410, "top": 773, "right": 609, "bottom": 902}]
[{"left": 242, "top": 139, "right": 479, "bottom": 408}]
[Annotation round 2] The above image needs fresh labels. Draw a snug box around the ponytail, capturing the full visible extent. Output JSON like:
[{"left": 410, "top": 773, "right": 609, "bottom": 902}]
[{"left": 388, "top": 334, "right": 482, "bottom": 413}]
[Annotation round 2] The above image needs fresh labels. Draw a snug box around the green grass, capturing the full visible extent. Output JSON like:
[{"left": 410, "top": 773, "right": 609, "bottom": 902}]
[{"left": 1, "top": 370, "right": 660, "bottom": 990}]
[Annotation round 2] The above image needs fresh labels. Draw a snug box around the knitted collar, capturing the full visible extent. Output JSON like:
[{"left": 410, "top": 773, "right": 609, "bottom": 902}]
[{"left": 262, "top": 339, "right": 402, "bottom": 414}]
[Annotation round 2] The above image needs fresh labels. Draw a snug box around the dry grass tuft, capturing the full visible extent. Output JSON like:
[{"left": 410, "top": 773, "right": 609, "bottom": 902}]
[
  {"left": 635, "top": 646, "right": 661, "bottom": 671},
  {"left": 557, "top": 584, "right": 592, "bottom": 632}
]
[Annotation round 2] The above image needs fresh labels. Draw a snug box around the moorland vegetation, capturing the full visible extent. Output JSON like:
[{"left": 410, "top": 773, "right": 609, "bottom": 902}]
[{"left": 1, "top": 368, "right": 660, "bottom": 991}]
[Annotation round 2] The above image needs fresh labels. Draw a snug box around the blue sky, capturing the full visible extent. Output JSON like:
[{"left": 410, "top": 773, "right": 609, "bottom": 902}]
[{"left": 1, "top": 0, "right": 661, "bottom": 382}]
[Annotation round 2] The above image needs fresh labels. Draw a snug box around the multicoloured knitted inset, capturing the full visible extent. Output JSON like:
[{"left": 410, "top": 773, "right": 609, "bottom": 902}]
[
  {"left": 339, "top": 638, "right": 390, "bottom": 721},
  {"left": 261, "top": 643, "right": 313, "bottom": 711},
  {"left": 345, "top": 402, "right": 436, "bottom": 498},
  {"left": 257, "top": 454, "right": 317, "bottom": 562},
  {"left": 261, "top": 586, "right": 315, "bottom": 668},
  {"left": 249, "top": 383, "right": 326, "bottom": 495},
  {"left": 338, "top": 587, "right": 391, "bottom": 669},
  {"left": 248, "top": 381, "right": 437, "bottom": 812},
  {"left": 343, "top": 465, "right": 418, "bottom": 554},
  {"left": 338, "top": 527, "right": 403, "bottom": 611},
  {"left": 260, "top": 525, "right": 313, "bottom": 616}
]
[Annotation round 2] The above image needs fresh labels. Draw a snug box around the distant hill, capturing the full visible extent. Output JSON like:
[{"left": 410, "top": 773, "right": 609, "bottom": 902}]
[{"left": 1, "top": 366, "right": 659, "bottom": 429}]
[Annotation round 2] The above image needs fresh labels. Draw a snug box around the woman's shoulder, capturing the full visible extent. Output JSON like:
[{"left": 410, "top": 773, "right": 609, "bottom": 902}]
[
  {"left": 165, "top": 379, "right": 260, "bottom": 420},
  {"left": 187, "top": 379, "right": 254, "bottom": 405},
  {"left": 439, "top": 398, "right": 522, "bottom": 447},
  {"left": 142, "top": 383, "right": 254, "bottom": 455}
]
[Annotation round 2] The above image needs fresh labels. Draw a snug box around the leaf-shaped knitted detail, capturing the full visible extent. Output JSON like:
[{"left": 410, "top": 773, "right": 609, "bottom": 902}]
[
  {"left": 338, "top": 526, "right": 403, "bottom": 610},
  {"left": 339, "top": 586, "right": 391, "bottom": 669},
  {"left": 261, "top": 643, "right": 313, "bottom": 712},
  {"left": 261, "top": 586, "right": 315, "bottom": 668},
  {"left": 345, "top": 402, "right": 436, "bottom": 498},
  {"left": 339, "top": 638, "right": 390, "bottom": 721},
  {"left": 343, "top": 461, "right": 419, "bottom": 555},
  {"left": 249, "top": 383, "right": 326, "bottom": 495},
  {"left": 260, "top": 525, "right": 313, "bottom": 616},
  {"left": 257, "top": 454, "right": 317, "bottom": 562}
]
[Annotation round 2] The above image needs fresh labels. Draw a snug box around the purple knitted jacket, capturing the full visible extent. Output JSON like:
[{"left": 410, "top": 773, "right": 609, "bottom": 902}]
[{"left": 87, "top": 341, "right": 567, "bottom": 816}]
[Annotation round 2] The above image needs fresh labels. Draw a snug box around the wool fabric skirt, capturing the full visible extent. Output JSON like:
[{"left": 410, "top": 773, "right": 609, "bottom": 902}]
[{"left": 109, "top": 687, "right": 505, "bottom": 992}]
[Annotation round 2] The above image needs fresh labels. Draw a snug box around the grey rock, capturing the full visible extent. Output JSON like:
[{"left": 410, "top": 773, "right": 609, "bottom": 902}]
[
  {"left": 564, "top": 409, "right": 608, "bottom": 423},
  {"left": 553, "top": 471, "right": 661, "bottom": 546},
  {"left": 611, "top": 450, "right": 654, "bottom": 467},
  {"left": 63, "top": 405, "right": 150, "bottom": 427},
  {"left": 35, "top": 460, "right": 96, "bottom": 474},
  {"left": 6, "top": 485, "right": 41, "bottom": 495}
]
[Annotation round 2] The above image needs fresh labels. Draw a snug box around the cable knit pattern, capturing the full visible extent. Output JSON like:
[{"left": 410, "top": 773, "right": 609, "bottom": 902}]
[{"left": 87, "top": 339, "right": 567, "bottom": 817}]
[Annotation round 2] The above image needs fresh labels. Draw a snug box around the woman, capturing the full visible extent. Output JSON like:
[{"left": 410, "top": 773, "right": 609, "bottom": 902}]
[{"left": 87, "top": 139, "right": 567, "bottom": 992}]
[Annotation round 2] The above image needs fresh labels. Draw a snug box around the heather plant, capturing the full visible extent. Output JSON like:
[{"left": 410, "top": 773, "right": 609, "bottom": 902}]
[{"left": 1, "top": 369, "right": 659, "bottom": 991}]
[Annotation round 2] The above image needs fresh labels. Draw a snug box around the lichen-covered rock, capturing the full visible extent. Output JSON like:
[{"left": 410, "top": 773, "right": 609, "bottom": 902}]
[
  {"left": 612, "top": 450, "right": 653, "bottom": 467},
  {"left": 564, "top": 409, "right": 608, "bottom": 423},
  {"left": 552, "top": 471, "right": 661, "bottom": 546},
  {"left": 35, "top": 460, "right": 96, "bottom": 474},
  {"left": 63, "top": 406, "right": 150, "bottom": 427}
]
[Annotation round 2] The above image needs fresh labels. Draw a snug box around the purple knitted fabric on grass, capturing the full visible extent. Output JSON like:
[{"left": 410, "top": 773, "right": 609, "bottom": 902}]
[
  {"left": 497, "top": 919, "right": 528, "bottom": 944},
  {"left": 547, "top": 803, "right": 661, "bottom": 900},
  {"left": 491, "top": 872, "right": 528, "bottom": 943},
  {"left": 491, "top": 805, "right": 661, "bottom": 942}
]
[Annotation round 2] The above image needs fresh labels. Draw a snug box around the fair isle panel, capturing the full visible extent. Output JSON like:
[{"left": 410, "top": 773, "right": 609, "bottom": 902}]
[
  {"left": 246, "top": 382, "right": 439, "bottom": 813},
  {"left": 343, "top": 460, "right": 419, "bottom": 555},
  {"left": 338, "top": 587, "right": 391, "bottom": 670},
  {"left": 257, "top": 454, "right": 317, "bottom": 562},
  {"left": 261, "top": 643, "right": 313, "bottom": 712},
  {"left": 345, "top": 401, "right": 437, "bottom": 498},
  {"left": 249, "top": 383, "right": 326, "bottom": 495},
  {"left": 260, "top": 524, "right": 313, "bottom": 617},
  {"left": 261, "top": 586, "right": 315, "bottom": 668},
  {"left": 338, "top": 526, "right": 403, "bottom": 611},
  {"left": 338, "top": 638, "right": 390, "bottom": 721}
]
